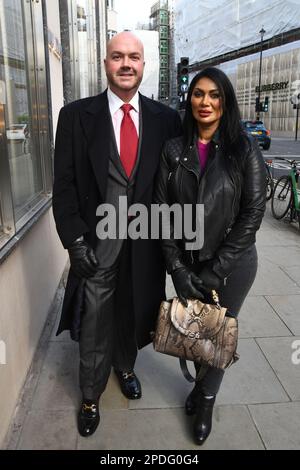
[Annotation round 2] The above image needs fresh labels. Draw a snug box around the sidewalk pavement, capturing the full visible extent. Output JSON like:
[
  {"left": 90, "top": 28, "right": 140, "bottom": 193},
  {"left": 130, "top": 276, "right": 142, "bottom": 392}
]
[{"left": 3, "top": 205, "right": 300, "bottom": 450}]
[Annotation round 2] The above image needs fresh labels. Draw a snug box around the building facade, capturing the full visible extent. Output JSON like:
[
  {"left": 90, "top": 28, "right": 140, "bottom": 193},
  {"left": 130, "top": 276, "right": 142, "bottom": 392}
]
[
  {"left": 189, "top": 40, "right": 300, "bottom": 136},
  {"left": 150, "top": 0, "right": 170, "bottom": 102},
  {"left": 175, "top": 0, "right": 300, "bottom": 135},
  {"left": 134, "top": 30, "right": 159, "bottom": 100},
  {"left": 0, "top": 0, "right": 107, "bottom": 447},
  {"left": 234, "top": 42, "right": 300, "bottom": 134},
  {"left": 60, "top": 0, "right": 107, "bottom": 103},
  {"left": 107, "top": 0, "right": 117, "bottom": 40}
]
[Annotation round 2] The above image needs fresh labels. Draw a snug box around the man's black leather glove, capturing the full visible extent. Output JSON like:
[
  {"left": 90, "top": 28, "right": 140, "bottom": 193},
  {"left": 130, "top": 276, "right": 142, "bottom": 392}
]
[
  {"left": 197, "top": 265, "right": 222, "bottom": 293},
  {"left": 171, "top": 266, "right": 205, "bottom": 307},
  {"left": 68, "top": 238, "right": 99, "bottom": 279}
]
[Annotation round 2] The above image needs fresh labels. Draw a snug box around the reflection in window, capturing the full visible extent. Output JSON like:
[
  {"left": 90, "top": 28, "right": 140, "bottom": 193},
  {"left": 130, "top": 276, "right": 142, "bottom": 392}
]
[
  {"left": 77, "top": 4, "right": 87, "bottom": 32},
  {"left": 77, "top": 0, "right": 89, "bottom": 97},
  {"left": 76, "top": 0, "right": 97, "bottom": 99},
  {"left": 0, "top": 0, "right": 43, "bottom": 222},
  {"left": 107, "top": 30, "right": 117, "bottom": 40}
]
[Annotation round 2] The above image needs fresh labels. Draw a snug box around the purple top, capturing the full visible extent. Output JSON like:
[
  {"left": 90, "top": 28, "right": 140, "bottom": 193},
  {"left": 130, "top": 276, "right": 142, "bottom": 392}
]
[{"left": 197, "top": 141, "right": 211, "bottom": 171}]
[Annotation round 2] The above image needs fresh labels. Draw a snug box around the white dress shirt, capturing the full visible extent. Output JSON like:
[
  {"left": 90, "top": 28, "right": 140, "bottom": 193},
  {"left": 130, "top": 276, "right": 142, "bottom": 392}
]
[{"left": 107, "top": 87, "right": 140, "bottom": 155}]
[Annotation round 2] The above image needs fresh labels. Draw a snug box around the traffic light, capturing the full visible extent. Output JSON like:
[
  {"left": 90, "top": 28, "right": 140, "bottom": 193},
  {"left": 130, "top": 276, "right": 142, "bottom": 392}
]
[
  {"left": 177, "top": 63, "right": 181, "bottom": 96},
  {"left": 177, "top": 57, "right": 189, "bottom": 95},
  {"left": 264, "top": 96, "right": 269, "bottom": 112}
]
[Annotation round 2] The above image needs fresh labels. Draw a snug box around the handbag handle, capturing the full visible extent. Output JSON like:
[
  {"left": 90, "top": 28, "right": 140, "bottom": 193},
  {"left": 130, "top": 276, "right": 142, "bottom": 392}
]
[
  {"left": 179, "top": 358, "right": 210, "bottom": 383},
  {"left": 179, "top": 291, "right": 221, "bottom": 383},
  {"left": 179, "top": 358, "right": 195, "bottom": 382},
  {"left": 211, "top": 289, "right": 221, "bottom": 309}
]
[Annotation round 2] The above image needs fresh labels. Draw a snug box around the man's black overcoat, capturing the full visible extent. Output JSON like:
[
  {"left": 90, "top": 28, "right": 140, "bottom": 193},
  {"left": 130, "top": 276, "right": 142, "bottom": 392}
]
[{"left": 52, "top": 90, "right": 182, "bottom": 347}]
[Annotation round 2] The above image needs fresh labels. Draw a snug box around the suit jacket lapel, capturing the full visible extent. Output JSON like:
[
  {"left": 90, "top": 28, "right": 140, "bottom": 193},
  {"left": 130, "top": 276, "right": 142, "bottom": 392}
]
[
  {"left": 108, "top": 116, "right": 129, "bottom": 181},
  {"left": 80, "top": 91, "right": 110, "bottom": 200},
  {"left": 134, "top": 94, "right": 163, "bottom": 202},
  {"left": 80, "top": 91, "right": 163, "bottom": 202}
]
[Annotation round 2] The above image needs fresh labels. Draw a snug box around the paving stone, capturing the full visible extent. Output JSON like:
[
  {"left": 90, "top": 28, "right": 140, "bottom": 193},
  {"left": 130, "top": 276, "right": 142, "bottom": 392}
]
[
  {"left": 238, "top": 296, "right": 292, "bottom": 338},
  {"left": 266, "top": 295, "right": 300, "bottom": 335},
  {"left": 249, "top": 259, "right": 300, "bottom": 296},
  {"left": 256, "top": 336, "right": 300, "bottom": 400},
  {"left": 129, "top": 344, "right": 191, "bottom": 410},
  {"left": 17, "top": 410, "right": 77, "bottom": 450},
  {"left": 217, "top": 339, "right": 289, "bottom": 405},
  {"left": 249, "top": 402, "right": 300, "bottom": 449},
  {"left": 281, "top": 267, "right": 300, "bottom": 287},
  {"left": 31, "top": 342, "right": 80, "bottom": 410}
]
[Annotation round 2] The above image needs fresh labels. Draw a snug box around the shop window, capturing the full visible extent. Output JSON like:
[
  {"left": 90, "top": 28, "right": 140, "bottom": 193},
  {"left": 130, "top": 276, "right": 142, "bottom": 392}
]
[{"left": 0, "top": 0, "right": 51, "bottom": 249}]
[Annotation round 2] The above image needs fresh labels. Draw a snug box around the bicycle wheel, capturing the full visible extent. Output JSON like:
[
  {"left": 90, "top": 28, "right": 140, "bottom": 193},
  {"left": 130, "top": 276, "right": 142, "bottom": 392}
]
[
  {"left": 271, "top": 175, "right": 292, "bottom": 219},
  {"left": 265, "top": 165, "right": 274, "bottom": 201}
]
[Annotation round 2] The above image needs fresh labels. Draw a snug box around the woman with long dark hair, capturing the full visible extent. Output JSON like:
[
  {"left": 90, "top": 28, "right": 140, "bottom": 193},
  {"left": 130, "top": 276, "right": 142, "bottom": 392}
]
[{"left": 154, "top": 67, "right": 266, "bottom": 445}]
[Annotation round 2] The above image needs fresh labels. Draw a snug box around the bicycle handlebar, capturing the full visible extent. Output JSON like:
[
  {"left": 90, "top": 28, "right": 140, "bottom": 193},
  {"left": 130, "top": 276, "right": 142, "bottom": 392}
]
[{"left": 272, "top": 157, "right": 297, "bottom": 166}]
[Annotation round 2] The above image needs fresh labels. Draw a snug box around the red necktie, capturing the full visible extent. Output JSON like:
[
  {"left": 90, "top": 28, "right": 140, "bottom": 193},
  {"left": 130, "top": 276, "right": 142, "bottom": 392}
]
[{"left": 120, "top": 103, "right": 138, "bottom": 178}]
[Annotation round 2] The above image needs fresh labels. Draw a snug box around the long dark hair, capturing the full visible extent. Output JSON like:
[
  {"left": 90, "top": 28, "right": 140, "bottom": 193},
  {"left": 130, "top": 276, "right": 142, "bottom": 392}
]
[{"left": 183, "top": 67, "right": 248, "bottom": 160}]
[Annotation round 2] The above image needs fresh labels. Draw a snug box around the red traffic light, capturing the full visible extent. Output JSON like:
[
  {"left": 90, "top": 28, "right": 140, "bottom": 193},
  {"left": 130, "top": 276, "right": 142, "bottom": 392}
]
[{"left": 180, "top": 57, "right": 189, "bottom": 67}]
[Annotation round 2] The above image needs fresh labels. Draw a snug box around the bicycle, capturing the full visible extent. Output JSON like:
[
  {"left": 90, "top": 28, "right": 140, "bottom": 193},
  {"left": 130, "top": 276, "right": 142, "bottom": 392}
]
[
  {"left": 265, "top": 160, "right": 274, "bottom": 201},
  {"left": 271, "top": 158, "right": 300, "bottom": 229}
]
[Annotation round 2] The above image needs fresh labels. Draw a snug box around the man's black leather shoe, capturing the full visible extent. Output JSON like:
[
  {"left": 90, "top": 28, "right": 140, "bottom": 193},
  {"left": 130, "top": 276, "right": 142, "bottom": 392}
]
[
  {"left": 115, "top": 370, "right": 142, "bottom": 399},
  {"left": 77, "top": 400, "right": 100, "bottom": 437},
  {"left": 193, "top": 394, "right": 216, "bottom": 445}
]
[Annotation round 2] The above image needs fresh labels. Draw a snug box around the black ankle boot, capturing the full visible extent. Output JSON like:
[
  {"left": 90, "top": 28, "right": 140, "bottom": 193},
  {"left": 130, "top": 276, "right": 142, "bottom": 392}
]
[
  {"left": 193, "top": 394, "right": 216, "bottom": 445},
  {"left": 185, "top": 387, "right": 198, "bottom": 416}
]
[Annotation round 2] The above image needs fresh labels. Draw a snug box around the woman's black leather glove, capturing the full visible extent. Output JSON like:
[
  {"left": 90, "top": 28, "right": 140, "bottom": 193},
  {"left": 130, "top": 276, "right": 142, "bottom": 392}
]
[
  {"left": 171, "top": 267, "right": 205, "bottom": 307},
  {"left": 68, "top": 238, "right": 99, "bottom": 278},
  {"left": 197, "top": 265, "right": 222, "bottom": 293}
]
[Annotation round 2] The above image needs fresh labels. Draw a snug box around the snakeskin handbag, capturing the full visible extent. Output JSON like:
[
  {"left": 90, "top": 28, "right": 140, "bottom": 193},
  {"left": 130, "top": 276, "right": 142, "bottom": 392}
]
[{"left": 153, "top": 292, "right": 239, "bottom": 380}]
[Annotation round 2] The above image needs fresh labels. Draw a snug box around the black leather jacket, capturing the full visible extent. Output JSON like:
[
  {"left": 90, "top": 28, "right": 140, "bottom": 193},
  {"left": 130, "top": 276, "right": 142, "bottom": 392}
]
[{"left": 154, "top": 132, "right": 266, "bottom": 279}]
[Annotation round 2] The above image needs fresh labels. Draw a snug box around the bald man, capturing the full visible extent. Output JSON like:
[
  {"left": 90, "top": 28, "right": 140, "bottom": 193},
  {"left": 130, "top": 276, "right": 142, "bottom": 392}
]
[{"left": 53, "top": 32, "right": 182, "bottom": 436}]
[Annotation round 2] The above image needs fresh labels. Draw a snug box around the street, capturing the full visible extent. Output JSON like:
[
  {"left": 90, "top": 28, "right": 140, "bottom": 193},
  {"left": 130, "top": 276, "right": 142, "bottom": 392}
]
[{"left": 263, "top": 137, "right": 300, "bottom": 157}]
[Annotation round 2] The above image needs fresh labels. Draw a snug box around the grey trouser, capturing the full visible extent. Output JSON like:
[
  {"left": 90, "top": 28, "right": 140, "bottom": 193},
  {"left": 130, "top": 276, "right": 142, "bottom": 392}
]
[
  {"left": 79, "top": 241, "right": 137, "bottom": 401},
  {"left": 192, "top": 244, "right": 258, "bottom": 396}
]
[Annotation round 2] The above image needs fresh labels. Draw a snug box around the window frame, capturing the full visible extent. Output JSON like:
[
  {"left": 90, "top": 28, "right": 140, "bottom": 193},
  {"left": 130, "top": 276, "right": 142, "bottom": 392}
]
[{"left": 0, "top": 0, "right": 52, "bottom": 256}]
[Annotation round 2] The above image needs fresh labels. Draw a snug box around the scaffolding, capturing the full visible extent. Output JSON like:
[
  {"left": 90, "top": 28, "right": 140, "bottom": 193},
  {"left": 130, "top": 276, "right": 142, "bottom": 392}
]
[{"left": 150, "top": 0, "right": 170, "bottom": 101}]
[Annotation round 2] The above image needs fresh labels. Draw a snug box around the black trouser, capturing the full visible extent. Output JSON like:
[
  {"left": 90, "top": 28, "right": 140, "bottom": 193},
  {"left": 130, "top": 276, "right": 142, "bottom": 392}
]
[
  {"left": 79, "top": 241, "right": 137, "bottom": 401},
  {"left": 192, "top": 244, "right": 258, "bottom": 396}
]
